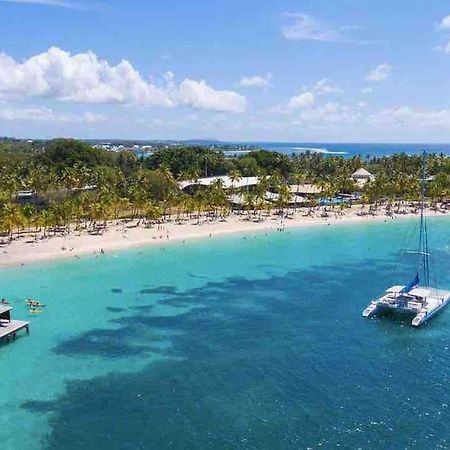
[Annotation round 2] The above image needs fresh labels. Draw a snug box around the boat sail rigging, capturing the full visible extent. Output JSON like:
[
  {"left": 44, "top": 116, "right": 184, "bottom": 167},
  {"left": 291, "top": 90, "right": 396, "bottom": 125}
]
[{"left": 362, "top": 151, "right": 450, "bottom": 327}]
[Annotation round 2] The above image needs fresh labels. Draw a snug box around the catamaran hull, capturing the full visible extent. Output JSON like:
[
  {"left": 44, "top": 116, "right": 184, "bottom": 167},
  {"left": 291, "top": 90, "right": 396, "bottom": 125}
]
[
  {"left": 411, "top": 298, "right": 450, "bottom": 327},
  {"left": 363, "top": 296, "right": 450, "bottom": 327}
]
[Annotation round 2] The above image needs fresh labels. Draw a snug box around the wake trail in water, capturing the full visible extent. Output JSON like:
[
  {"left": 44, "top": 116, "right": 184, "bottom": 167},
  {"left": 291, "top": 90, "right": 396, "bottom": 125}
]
[{"left": 292, "top": 147, "right": 349, "bottom": 155}]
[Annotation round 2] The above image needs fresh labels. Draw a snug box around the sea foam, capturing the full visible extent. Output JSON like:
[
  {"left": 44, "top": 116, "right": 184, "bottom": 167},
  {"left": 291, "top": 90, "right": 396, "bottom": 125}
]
[{"left": 292, "top": 146, "right": 348, "bottom": 155}]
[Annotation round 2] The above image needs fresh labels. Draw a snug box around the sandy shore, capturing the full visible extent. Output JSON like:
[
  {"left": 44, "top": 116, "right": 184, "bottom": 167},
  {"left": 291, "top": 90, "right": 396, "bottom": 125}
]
[{"left": 0, "top": 207, "right": 448, "bottom": 269}]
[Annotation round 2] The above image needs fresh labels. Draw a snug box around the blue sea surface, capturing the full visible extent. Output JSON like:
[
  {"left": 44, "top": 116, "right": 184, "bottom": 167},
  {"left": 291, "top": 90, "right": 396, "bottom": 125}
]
[
  {"left": 227, "top": 142, "right": 450, "bottom": 157},
  {"left": 0, "top": 217, "right": 449, "bottom": 449}
]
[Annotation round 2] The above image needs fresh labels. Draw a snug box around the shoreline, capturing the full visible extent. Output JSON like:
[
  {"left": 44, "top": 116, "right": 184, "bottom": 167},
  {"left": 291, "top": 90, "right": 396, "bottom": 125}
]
[{"left": 0, "top": 208, "right": 448, "bottom": 269}]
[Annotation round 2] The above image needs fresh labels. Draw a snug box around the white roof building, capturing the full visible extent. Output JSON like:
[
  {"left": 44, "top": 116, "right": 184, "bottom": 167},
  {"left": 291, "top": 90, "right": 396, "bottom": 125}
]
[
  {"left": 288, "top": 184, "right": 322, "bottom": 195},
  {"left": 179, "top": 175, "right": 260, "bottom": 191},
  {"left": 264, "top": 191, "right": 279, "bottom": 202},
  {"left": 351, "top": 168, "right": 374, "bottom": 187},
  {"left": 227, "top": 193, "right": 246, "bottom": 205},
  {"left": 352, "top": 168, "right": 373, "bottom": 179},
  {"left": 265, "top": 191, "right": 307, "bottom": 204}
]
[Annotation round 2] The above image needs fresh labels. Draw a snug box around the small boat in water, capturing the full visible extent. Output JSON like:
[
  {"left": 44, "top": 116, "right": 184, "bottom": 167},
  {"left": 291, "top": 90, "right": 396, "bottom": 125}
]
[
  {"left": 25, "top": 299, "right": 46, "bottom": 308},
  {"left": 362, "top": 152, "right": 450, "bottom": 327}
]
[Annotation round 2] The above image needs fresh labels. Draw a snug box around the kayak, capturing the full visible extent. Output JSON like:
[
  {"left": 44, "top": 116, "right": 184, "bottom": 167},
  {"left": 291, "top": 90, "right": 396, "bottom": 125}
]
[{"left": 26, "top": 301, "right": 46, "bottom": 307}]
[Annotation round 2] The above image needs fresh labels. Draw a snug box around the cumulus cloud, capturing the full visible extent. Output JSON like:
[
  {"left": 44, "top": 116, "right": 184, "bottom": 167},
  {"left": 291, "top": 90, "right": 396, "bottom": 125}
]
[
  {"left": 0, "top": 47, "right": 247, "bottom": 113},
  {"left": 0, "top": 47, "right": 173, "bottom": 105},
  {"left": 175, "top": 79, "right": 247, "bottom": 113},
  {"left": 238, "top": 73, "right": 273, "bottom": 89},
  {"left": 436, "top": 15, "right": 450, "bottom": 54},
  {"left": 286, "top": 78, "right": 340, "bottom": 111},
  {"left": 439, "top": 15, "right": 450, "bottom": 30},
  {"left": 287, "top": 92, "right": 315, "bottom": 110},
  {"left": 281, "top": 13, "right": 343, "bottom": 42},
  {"left": 366, "top": 63, "right": 392, "bottom": 82}
]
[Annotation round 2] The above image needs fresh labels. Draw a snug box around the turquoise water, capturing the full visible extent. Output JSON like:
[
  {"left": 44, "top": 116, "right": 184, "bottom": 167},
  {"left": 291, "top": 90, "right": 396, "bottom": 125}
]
[{"left": 0, "top": 217, "right": 449, "bottom": 449}]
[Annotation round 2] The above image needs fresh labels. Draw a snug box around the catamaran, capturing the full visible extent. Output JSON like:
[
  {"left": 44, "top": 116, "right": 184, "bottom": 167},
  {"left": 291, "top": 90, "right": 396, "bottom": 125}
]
[{"left": 362, "top": 153, "right": 450, "bottom": 327}]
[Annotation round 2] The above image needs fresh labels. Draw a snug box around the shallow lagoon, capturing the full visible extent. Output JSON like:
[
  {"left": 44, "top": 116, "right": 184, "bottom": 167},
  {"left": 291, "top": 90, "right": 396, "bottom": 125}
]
[{"left": 0, "top": 217, "right": 449, "bottom": 449}]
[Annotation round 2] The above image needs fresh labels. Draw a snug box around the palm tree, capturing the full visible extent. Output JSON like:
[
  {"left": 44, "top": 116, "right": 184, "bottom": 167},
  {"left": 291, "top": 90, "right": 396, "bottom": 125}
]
[
  {"left": 22, "top": 204, "right": 37, "bottom": 235},
  {"left": 292, "top": 172, "right": 307, "bottom": 213},
  {"left": 210, "top": 179, "right": 227, "bottom": 218},
  {"left": 194, "top": 191, "right": 206, "bottom": 224},
  {"left": 60, "top": 166, "right": 80, "bottom": 198},
  {"left": 35, "top": 209, "right": 55, "bottom": 238},
  {"left": 244, "top": 191, "right": 256, "bottom": 219},
  {"left": 144, "top": 202, "right": 163, "bottom": 222},
  {"left": 229, "top": 169, "right": 242, "bottom": 191},
  {"left": 0, "top": 203, "right": 23, "bottom": 240}
]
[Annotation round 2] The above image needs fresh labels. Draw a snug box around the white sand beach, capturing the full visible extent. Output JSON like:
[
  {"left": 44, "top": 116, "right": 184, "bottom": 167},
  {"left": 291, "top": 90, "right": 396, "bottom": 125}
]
[{"left": 0, "top": 206, "right": 447, "bottom": 268}]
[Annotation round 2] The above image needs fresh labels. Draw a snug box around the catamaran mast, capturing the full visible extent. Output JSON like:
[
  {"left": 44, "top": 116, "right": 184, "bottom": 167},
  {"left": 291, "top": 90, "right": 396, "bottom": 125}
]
[{"left": 419, "top": 151, "right": 430, "bottom": 286}]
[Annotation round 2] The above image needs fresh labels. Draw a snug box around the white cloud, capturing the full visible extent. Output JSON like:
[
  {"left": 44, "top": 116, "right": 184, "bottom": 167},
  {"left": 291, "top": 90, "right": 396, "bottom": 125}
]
[
  {"left": 287, "top": 92, "right": 315, "bottom": 110},
  {"left": 0, "top": 106, "right": 56, "bottom": 121},
  {"left": 281, "top": 13, "right": 343, "bottom": 42},
  {"left": 163, "top": 70, "right": 175, "bottom": 90},
  {"left": 0, "top": 47, "right": 247, "bottom": 113},
  {"left": 313, "top": 78, "right": 340, "bottom": 94},
  {"left": 81, "top": 111, "right": 105, "bottom": 124},
  {"left": 286, "top": 78, "right": 340, "bottom": 111},
  {"left": 370, "top": 106, "right": 450, "bottom": 128},
  {"left": 439, "top": 15, "right": 450, "bottom": 30},
  {"left": 0, "top": 105, "right": 104, "bottom": 123},
  {"left": 0, "top": 47, "right": 173, "bottom": 106},
  {"left": 296, "top": 102, "right": 364, "bottom": 125},
  {"left": 366, "top": 63, "right": 392, "bottom": 82},
  {"left": 176, "top": 79, "right": 247, "bottom": 113},
  {"left": 238, "top": 73, "right": 273, "bottom": 89},
  {"left": 436, "top": 16, "right": 450, "bottom": 54}
]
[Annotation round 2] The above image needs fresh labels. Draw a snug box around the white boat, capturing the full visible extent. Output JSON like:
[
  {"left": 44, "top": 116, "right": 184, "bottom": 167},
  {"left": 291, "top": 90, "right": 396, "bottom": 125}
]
[
  {"left": 362, "top": 153, "right": 450, "bottom": 327},
  {"left": 363, "top": 285, "right": 450, "bottom": 327}
]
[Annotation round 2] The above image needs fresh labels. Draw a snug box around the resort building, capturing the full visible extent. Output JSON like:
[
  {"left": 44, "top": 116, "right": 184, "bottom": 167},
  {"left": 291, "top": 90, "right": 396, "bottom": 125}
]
[
  {"left": 288, "top": 184, "right": 322, "bottom": 197},
  {"left": 16, "top": 190, "right": 44, "bottom": 206},
  {"left": 228, "top": 191, "right": 307, "bottom": 208},
  {"left": 227, "top": 193, "right": 246, "bottom": 207},
  {"left": 179, "top": 175, "right": 260, "bottom": 192},
  {"left": 351, "top": 168, "right": 374, "bottom": 188}
]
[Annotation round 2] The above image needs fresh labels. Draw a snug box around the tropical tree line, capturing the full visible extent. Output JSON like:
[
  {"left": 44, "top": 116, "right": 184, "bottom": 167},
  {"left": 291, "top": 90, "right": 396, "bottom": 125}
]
[{"left": 1, "top": 139, "right": 450, "bottom": 239}]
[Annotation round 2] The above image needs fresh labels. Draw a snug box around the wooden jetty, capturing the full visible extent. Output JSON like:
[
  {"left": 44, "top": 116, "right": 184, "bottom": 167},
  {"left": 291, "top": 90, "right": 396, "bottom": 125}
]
[{"left": 0, "top": 305, "right": 29, "bottom": 343}]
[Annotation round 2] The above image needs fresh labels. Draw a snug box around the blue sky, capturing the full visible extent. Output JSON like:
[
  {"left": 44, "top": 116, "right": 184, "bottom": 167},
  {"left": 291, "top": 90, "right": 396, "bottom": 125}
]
[{"left": 1, "top": 0, "right": 450, "bottom": 142}]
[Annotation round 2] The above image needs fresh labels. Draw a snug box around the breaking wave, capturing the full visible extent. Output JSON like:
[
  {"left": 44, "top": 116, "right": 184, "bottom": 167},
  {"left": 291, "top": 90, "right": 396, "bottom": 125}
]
[{"left": 292, "top": 147, "right": 349, "bottom": 155}]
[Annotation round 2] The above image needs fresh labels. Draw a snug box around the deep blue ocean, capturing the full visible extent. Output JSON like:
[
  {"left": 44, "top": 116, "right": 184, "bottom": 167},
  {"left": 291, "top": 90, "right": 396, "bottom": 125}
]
[
  {"left": 224, "top": 142, "right": 450, "bottom": 158},
  {"left": 0, "top": 217, "right": 450, "bottom": 449}
]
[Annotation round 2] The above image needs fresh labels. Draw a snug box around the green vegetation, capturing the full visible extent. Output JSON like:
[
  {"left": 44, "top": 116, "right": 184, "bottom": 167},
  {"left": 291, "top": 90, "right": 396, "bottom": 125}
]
[{"left": 1, "top": 138, "right": 450, "bottom": 240}]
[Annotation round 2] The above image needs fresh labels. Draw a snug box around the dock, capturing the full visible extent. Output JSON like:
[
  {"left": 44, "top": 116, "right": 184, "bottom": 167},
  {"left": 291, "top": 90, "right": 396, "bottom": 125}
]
[{"left": 0, "top": 305, "right": 30, "bottom": 343}]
